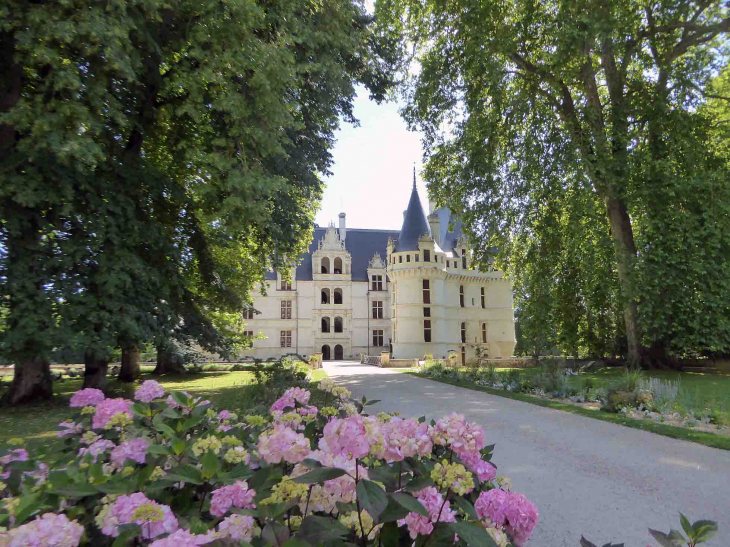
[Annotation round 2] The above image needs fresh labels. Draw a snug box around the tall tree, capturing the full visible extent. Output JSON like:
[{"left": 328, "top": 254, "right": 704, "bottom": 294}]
[
  {"left": 1, "top": 0, "right": 397, "bottom": 401},
  {"left": 379, "top": 0, "right": 730, "bottom": 366}
]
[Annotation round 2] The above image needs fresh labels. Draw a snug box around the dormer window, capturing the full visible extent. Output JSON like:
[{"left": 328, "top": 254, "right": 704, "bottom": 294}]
[{"left": 423, "top": 250, "right": 430, "bottom": 262}]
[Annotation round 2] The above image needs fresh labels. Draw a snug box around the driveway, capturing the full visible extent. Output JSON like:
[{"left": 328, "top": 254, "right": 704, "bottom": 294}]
[{"left": 323, "top": 361, "right": 730, "bottom": 546}]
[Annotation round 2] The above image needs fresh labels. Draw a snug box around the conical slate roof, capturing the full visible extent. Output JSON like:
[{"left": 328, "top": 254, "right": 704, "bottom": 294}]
[{"left": 397, "top": 173, "right": 431, "bottom": 251}]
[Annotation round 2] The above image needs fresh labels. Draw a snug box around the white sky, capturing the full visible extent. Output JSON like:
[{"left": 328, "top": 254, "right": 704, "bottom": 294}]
[{"left": 314, "top": 86, "right": 431, "bottom": 231}]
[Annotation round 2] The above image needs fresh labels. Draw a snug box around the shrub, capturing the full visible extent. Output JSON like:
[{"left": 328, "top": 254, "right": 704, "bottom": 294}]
[{"left": 639, "top": 377, "right": 680, "bottom": 412}]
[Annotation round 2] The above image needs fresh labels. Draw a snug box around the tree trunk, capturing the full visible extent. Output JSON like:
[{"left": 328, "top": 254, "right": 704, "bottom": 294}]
[
  {"left": 154, "top": 344, "right": 186, "bottom": 375},
  {"left": 3, "top": 361, "right": 53, "bottom": 405},
  {"left": 118, "top": 343, "right": 141, "bottom": 382},
  {"left": 604, "top": 194, "right": 642, "bottom": 368},
  {"left": 83, "top": 351, "right": 108, "bottom": 390}
]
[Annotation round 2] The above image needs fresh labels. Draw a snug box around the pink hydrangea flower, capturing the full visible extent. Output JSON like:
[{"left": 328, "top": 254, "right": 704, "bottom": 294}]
[
  {"left": 1, "top": 448, "right": 28, "bottom": 466},
  {"left": 217, "top": 514, "right": 256, "bottom": 542},
  {"left": 135, "top": 380, "right": 165, "bottom": 403},
  {"left": 299, "top": 405, "right": 318, "bottom": 416},
  {"left": 209, "top": 481, "right": 257, "bottom": 517},
  {"left": 381, "top": 417, "right": 433, "bottom": 461},
  {"left": 218, "top": 410, "right": 230, "bottom": 420},
  {"left": 475, "top": 489, "right": 538, "bottom": 546},
  {"left": 292, "top": 450, "right": 368, "bottom": 514},
  {"left": 257, "top": 425, "right": 311, "bottom": 464},
  {"left": 270, "top": 387, "right": 310, "bottom": 412},
  {"left": 57, "top": 422, "right": 84, "bottom": 438},
  {"left": 458, "top": 451, "right": 497, "bottom": 483},
  {"left": 111, "top": 437, "right": 149, "bottom": 466},
  {"left": 0, "top": 512, "right": 84, "bottom": 547},
  {"left": 397, "top": 486, "right": 457, "bottom": 539},
  {"left": 149, "top": 528, "right": 214, "bottom": 546},
  {"left": 320, "top": 416, "right": 370, "bottom": 459},
  {"left": 431, "top": 413, "right": 486, "bottom": 455},
  {"left": 78, "top": 439, "right": 115, "bottom": 462},
  {"left": 69, "top": 388, "right": 106, "bottom": 408},
  {"left": 100, "top": 492, "right": 178, "bottom": 539},
  {"left": 92, "top": 398, "right": 133, "bottom": 429}
]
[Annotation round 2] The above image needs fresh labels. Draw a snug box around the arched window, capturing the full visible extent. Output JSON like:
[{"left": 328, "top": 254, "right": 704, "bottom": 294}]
[
  {"left": 333, "top": 257, "right": 343, "bottom": 274},
  {"left": 321, "top": 317, "right": 331, "bottom": 333},
  {"left": 322, "top": 345, "right": 331, "bottom": 360},
  {"left": 334, "top": 316, "right": 343, "bottom": 333},
  {"left": 481, "top": 287, "right": 485, "bottom": 308},
  {"left": 459, "top": 286, "right": 465, "bottom": 308},
  {"left": 321, "top": 288, "right": 330, "bottom": 304},
  {"left": 321, "top": 257, "right": 330, "bottom": 274},
  {"left": 333, "top": 288, "right": 343, "bottom": 304},
  {"left": 461, "top": 322, "right": 466, "bottom": 343},
  {"left": 334, "top": 344, "right": 344, "bottom": 360}
]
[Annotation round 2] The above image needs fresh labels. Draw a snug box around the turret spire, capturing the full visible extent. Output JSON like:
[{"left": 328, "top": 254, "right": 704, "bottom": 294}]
[{"left": 413, "top": 163, "right": 416, "bottom": 189}]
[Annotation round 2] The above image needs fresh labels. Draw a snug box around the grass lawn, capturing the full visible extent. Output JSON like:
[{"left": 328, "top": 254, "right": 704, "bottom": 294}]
[{"left": 1, "top": 367, "right": 328, "bottom": 461}]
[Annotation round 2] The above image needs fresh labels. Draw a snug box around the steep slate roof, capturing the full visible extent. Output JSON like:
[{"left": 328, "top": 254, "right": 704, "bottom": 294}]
[{"left": 396, "top": 182, "right": 431, "bottom": 252}]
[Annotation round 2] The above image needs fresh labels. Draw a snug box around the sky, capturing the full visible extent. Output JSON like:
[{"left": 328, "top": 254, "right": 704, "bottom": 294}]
[{"left": 313, "top": 86, "right": 432, "bottom": 231}]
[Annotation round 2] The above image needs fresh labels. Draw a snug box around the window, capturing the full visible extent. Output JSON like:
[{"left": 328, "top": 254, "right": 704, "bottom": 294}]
[
  {"left": 407, "top": 255, "right": 411, "bottom": 263},
  {"left": 321, "top": 288, "right": 330, "bottom": 304},
  {"left": 461, "top": 322, "right": 466, "bottom": 343},
  {"left": 334, "top": 317, "right": 343, "bottom": 333},
  {"left": 446, "top": 260, "right": 450, "bottom": 268},
  {"left": 424, "top": 320, "right": 431, "bottom": 342},
  {"left": 243, "top": 309, "right": 255, "bottom": 320},
  {"left": 280, "top": 300, "right": 292, "bottom": 319},
  {"left": 460, "top": 286, "right": 465, "bottom": 307},
  {"left": 424, "top": 250, "right": 430, "bottom": 262},
  {"left": 415, "top": 254, "right": 419, "bottom": 262},
  {"left": 371, "top": 275, "right": 383, "bottom": 291},
  {"left": 281, "top": 280, "right": 291, "bottom": 291},
  {"left": 423, "top": 307, "right": 430, "bottom": 317},
  {"left": 333, "top": 288, "right": 343, "bottom": 304},
  {"left": 321, "top": 317, "right": 330, "bottom": 333},
  {"left": 334, "top": 257, "right": 343, "bottom": 274},
  {"left": 372, "top": 301, "right": 383, "bottom": 319},
  {"left": 321, "top": 257, "right": 330, "bottom": 274},
  {"left": 280, "top": 330, "right": 292, "bottom": 348},
  {"left": 422, "top": 279, "right": 430, "bottom": 304},
  {"left": 481, "top": 287, "right": 485, "bottom": 308},
  {"left": 399, "top": 255, "right": 402, "bottom": 264},
  {"left": 482, "top": 323, "right": 487, "bottom": 343},
  {"left": 462, "top": 249, "right": 467, "bottom": 269},
  {"left": 243, "top": 330, "right": 253, "bottom": 337},
  {"left": 373, "top": 329, "right": 384, "bottom": 347}
]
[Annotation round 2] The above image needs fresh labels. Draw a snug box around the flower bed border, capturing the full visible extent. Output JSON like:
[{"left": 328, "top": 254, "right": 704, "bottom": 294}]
[{"left": 409, "top": 372, "right": 730, "bottom": 451}]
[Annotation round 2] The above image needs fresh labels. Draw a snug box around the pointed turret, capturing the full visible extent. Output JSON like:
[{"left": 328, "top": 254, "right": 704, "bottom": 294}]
[{"left": 397, "top": 170, "right": 430, "bottom": 251}]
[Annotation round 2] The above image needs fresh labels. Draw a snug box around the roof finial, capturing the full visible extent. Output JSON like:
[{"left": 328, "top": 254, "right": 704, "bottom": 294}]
[{"left": 413, "top": 163, "right": 416, "bottom": 190}]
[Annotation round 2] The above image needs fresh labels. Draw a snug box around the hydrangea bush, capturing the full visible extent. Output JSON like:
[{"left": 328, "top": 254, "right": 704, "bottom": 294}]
[{"left": 0, "top": 378, "right": 717, "bottom": 546}]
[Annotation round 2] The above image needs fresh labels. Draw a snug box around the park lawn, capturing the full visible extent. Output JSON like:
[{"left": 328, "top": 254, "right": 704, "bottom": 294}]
[{"left": 0, "top": 371, "right": 262, "bottom": 461}]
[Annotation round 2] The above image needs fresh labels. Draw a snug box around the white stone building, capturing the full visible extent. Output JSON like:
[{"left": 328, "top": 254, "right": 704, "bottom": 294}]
[{"left": 244, "top": 174, "right": 516, "bottom": 363}]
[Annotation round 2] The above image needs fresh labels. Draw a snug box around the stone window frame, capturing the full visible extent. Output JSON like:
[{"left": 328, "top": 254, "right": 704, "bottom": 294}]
[
  {"left": 280, "top": 300, "right": 292, "bottom": 319},
  {"left": 280, "top": 330, "right": 292, "bottom": 348}
]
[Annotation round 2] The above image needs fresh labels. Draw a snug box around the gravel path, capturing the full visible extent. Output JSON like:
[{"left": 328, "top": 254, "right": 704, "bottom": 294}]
[{"left": 324, "top": 361, "right": 730, "bottom": 546}]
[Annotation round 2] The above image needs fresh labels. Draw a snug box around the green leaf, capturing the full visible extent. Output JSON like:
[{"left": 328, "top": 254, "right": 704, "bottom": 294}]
[
  {"left": 404, "top": 475, "right": 435, "bottom": 493},
  {"left": 679, "top": 513, "right": 692, "bottom": 537},
  {"left": 389, "top": 493, "right": 429, "bottom": 518},
  {"left": 219, "top": 466, "right": 254, "bottom": 483},
  {"left": 147, "top": 444, "right": 174, "bottom": 456},
  {"left": 52, "top": 483, "right": 99, "bottom": 497},
  {"left": 379, "top": 521, "right": 403, "bottom": 547},
  {"left": 691, "top": 520, "right": 718, "bottom": 543},
  {"left": 292, "top": 467, "right": 348, "bottom": 484},
  {"left": 282, "top": 540, "right": 311, "bottom": 547},
  {"left": 130, "top": 403, "right": 151, "bottom": 418},
  {"left": 364, "top": 399, "right": 381, "bottom": 406},
  {"left": 452, "top": 495, "right": 478, "bottom": 521},
  {"left": 13, "top": 492, "right": 41, "bottom": 525},
  {"left": 261, "top": 522, "right": 290, "bottom": 545},
  {"left": 171, "top": 392, "right": 191, "bottom": 407},
  {"left": 648, "top": 529, "right": 685, "bottom": 547},
  {"left": 296, "top": 515, "right": 349, "bottom": 544},
  {"left": 166, "top": 465, "right": 204, "bottom": 485},
  {"left": 301, "top": 458, "right": 322, "bottom": 469},
  {"left": 189, "top": 517, "right": 209, "bottom": 535},
  {"left": 356, "top": 479, "right": 388, "bottom": 521},
  {"left": 171, "top": 437, "right": 186, "bottom": 456},
  {"left": 181, "top": 416, "right": 205, "bottom": 431},
  {"left": 447, "top": 522, "right": 498, "bottom": 546},
  {"left": 155, "top": 423, "right": 177, "bottom": 438},
  {"left": 200, "top": 450, "right": 220, "bottom": 480},
  {"left": 112, "top": 523, "right": 140, "bottom": 547}
]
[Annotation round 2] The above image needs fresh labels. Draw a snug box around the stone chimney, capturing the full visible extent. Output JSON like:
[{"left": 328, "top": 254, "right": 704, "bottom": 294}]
[
  {"left": 338, "top": 212, "right": 346, "bottom": 241},
  {"left": 428, "top": 213, "right": 441, "bottom": 247}
]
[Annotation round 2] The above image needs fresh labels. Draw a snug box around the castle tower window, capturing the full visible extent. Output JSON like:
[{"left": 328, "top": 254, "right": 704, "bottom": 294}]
[
  {"left": 423, "top": 250, "right": 430, "bottom": 262},
  {"left": 321, "top": 257, "right": 330, "bottom": 274},
  {"left": 460, "top": 286, "right": 465, "bottom": 308},
  {"left": 422, "top": 279, "right": 430, "bottom": 304},
  {"left": 321, "top": 288, "right": 330, "bottom": 304},
  {"left": 321, "top": 317, "right": 330, "bottom": 333},
  {"left": 407, "top": 255, "right": 411, "bottom": 263},
  {"left": 333, "top": 288, "right": 343, "bottom": 304},
  {"left": 424, "top": 320, "right": 431, "bottom": 342},
  {"left": 415, "top": 254, "right": 419, "bottom": 262},
  {"left": 462, "top": 249, "right": 467, "bottom": 269},
  {"left": 280, "top": 300, "right": 292, "bottom": 319},
  {"left": 372, "top": 301, "right": 383, "bottom": 319},
  {"left": 461, "top": 322, "right": 466, "bottom": 343},
  {"left": 446, "top": 260, "right": 450, "bottom": 268},
  {"left": 334, "top": 257, "right": 343, "bottom": 274},
  {"left": 399, "top": 255, "right": 403, "bottom": 264},
  {"left": 482, "top": 322, "right": 487, "bottom": 343},
  {"left": 244, "top": 309, "right": 255, "bottom": 320},
  {"left": 372, "top": 275, "right": 383, "bottom": 291},
  {"left": 334, "top": 316, "right": 343, "bottom": 333},
  {"left": 481, "top": 287, "right": 485, "bottom": 308},
  {"left": 423, "top": 307, "right": 430, "bottom": 317}
]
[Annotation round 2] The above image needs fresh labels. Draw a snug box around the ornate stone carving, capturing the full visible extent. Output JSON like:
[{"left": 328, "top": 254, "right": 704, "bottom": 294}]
[
  {"left": 318, "top": 224, "right": 346, "bottom": 251},
  {"left": 368, "top": 252, "right": 385, "bottom": 269}
]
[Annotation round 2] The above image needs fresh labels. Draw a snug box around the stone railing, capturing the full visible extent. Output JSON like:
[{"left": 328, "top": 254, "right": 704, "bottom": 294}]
[{"left": 360, "top": 354, "right": 382, "bottom": 366}]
